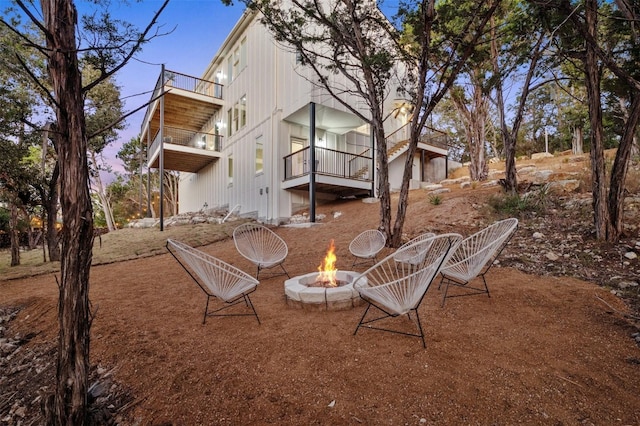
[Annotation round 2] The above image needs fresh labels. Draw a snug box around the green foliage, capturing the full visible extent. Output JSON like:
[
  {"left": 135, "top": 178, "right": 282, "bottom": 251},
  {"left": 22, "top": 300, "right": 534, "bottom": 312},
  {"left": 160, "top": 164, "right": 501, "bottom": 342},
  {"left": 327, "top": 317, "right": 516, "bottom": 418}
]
[
  {"left": 488, "top": 184, "right": 550, "bottom": 217},
  {"left": 428, "top": 194, "right": 442, "bottom": 205},
  {"left": 0, "top": 207, "right": 9, "bottom": 232}
]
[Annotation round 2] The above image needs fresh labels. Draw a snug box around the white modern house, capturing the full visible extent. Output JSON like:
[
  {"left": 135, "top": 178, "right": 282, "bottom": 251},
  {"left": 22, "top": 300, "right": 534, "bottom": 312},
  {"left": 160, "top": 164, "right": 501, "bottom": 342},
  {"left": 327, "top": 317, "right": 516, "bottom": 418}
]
[{"left": 140, "top": 7, "right": 449, "bottom": 226}]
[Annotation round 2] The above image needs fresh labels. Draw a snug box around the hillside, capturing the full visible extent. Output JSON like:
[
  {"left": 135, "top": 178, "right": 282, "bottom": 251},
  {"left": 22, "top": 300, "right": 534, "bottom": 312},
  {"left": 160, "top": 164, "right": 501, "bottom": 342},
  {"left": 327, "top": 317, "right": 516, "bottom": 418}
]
[{"left": 1, "top": 150, "right": 639, "bottom": 425}]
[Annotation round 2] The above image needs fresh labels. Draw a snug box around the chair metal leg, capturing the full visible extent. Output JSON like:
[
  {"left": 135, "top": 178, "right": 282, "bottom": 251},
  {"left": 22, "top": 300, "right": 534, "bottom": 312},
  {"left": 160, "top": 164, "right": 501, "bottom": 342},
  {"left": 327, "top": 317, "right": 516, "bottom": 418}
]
[{"left": 354, "top": 301, "right": 426, "bottom": 348}]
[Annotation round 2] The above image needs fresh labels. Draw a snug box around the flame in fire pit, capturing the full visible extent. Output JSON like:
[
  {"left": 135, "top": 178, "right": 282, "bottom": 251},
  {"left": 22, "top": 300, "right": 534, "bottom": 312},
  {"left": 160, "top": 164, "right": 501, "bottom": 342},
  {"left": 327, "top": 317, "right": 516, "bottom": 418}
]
[{"left": 317, "top": 239, "right": 338, "bottom": 287}]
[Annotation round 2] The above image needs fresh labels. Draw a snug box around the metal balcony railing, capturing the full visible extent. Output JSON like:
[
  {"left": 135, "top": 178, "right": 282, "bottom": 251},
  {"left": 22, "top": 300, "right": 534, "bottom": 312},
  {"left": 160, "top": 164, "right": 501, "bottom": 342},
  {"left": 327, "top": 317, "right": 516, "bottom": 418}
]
[
  {"left": 149, "top": 126, "right": 223, "bottom": 159},
  {"left": 142, "top": 69, "right": 223, "bottom": 129},
  {"left": 284, "top": 146, "right": 372, "bottom": 181}
]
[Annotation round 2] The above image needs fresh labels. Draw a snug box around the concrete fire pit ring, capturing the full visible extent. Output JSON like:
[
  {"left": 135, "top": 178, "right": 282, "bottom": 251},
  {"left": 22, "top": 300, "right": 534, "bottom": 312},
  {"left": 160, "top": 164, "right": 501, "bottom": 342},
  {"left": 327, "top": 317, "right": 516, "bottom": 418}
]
[{"left": 284, "top": 271, "right": 365, "bottom": 311}]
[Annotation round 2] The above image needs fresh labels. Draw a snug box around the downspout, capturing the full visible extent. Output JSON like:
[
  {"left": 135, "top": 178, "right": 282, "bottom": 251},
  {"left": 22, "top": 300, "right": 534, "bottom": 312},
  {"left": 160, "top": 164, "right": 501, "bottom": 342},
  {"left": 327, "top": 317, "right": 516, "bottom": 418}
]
[
  {"left": 309, "top": 102, "right": 316, "bottom": 222},
  {"left": 159, "top": 64, "right": 165, "bottom": 231}
]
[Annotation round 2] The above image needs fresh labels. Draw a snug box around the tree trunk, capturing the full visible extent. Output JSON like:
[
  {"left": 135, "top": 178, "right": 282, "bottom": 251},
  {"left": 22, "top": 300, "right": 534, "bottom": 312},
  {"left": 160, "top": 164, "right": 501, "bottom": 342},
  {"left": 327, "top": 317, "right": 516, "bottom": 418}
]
[
  {"left": 90, "top": 151, "right": 116, "bottom": 231},
  {"left": 608, "top": 94, "right": 640, "bottom": 239},
  {"left": 46, "top": 161, "right": 61, "bottom": 262},
  {"left": 374, "top": 119, "right": 392, "bottom": 241},
  {"left": 572, "top": 127, "right": 584, "bottom": 155},
  {"left": 9, "top": 201, "right": 20, "bottom": 267},
  {"left": 41, "top": 0, "right": 94, "bottom": 424},
  {"left": 451, "top": 79, "right": 489, "bottom": 182},
  {"left": 583, "top": 0, "right": 612, "bottom": 241}
]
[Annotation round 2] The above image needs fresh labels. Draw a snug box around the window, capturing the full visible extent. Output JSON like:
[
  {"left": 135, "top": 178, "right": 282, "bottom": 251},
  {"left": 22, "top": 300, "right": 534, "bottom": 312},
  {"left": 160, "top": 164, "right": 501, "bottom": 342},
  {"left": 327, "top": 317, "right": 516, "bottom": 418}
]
[
  {"left": 227, "top": 108, "right": 233, "bottom": 137},
  {"left": 239, "top": 95, "right": 247, "bottom": 128},
  {"left": 255, "top": 137, "right": 263, "bottom": 175},
  {"left": 228, "top": 154, "right": 233, "bottom": 185},
  {"left": 240, "top": 37, "right": 247, "bottom": 70},
  {"left": 233, "top": 46, "right": 240, "bottom": 81},
  {"left": 227, "top": 56, "right": 233, "bottom": 83},
  {"left": 233, "top": 103, "right": 239, "bottom": 133}
]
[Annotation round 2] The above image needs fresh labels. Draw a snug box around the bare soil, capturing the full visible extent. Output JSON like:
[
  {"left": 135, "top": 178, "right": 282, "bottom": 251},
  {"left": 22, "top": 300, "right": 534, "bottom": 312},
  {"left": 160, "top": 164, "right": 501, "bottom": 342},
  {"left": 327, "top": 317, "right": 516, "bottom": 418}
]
[{"left": 1, "top": 156, "right": 640, "bottom": 425}]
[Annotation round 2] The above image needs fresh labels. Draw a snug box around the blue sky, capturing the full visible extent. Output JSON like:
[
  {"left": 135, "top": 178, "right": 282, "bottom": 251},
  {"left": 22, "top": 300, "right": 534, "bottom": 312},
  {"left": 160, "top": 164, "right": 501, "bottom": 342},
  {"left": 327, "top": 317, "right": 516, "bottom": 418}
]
[{"left": 88, "top": 0, "right": 247, "bottom": 174}]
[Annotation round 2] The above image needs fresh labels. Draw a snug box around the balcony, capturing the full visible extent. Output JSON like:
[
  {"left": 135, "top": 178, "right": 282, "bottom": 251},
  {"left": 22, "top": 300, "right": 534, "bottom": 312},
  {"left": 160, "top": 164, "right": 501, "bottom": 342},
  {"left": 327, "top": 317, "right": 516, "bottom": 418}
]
[
  {"left": 141, "top": 69, "right": 224, "bottom": 172},
  {"left": 148, "top": 126, "right": 223, "bottom": 173},
  {"left": 282, "top": 147, "right": 373, "bottom": 196}
]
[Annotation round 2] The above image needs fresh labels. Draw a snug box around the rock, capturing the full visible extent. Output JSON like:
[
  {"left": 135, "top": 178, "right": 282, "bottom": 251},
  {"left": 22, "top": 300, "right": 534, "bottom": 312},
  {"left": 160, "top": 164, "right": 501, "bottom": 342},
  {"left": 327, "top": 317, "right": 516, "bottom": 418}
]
[
  {"left": 1, "top": 342, "right": 17, "bottom": 355},
  {"left": 517, "top": 165, "right": 537, "bottom": 175},
  {"left": 545, "top": 252, "right": 559, "bottom": 261},
  {"left": 481, "top": 180, "right": 499, "bottom": 188},
  {"left": 531, "top": 170, "right": 554, "bottom": 183},
  {"left": 531, "top": 152, "right": 554, "bottom": 160},
  {"left": 440, "top": 176, "right": 470, "bottom": 185},
  {"left": 569, "top": 155, "right": 587, "bottom": 162},
  {"left": 618, "top": 281, "right": 638, "bottom": 289},
  {"left": 624, "top": 252, "right": 637, "bottom": 260},
  {"left": 421, "top": 183, "right": 443, "bottom": 191},
  {"left": 532, "top": 232, "right": 545, "bottom": 240},
  {"left": 428, "top": 188, "right": 451, "bottom": 195},
  {"left": 547, "top": 179, "right": 580, "bottom": 194}
]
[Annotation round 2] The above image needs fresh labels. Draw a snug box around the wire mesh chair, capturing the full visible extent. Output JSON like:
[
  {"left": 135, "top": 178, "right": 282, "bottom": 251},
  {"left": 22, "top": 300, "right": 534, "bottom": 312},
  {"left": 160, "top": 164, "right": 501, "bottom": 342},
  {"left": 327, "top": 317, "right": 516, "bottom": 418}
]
[
  {"left": 233, "top": 223, "right": 290, "bottom": 280},
  {"left": 353, "top": 233, "right": 463, "bottom": 347},
  {"left": 439, "top": 218, "right": 519, "bottom": 307},
  {"left": 393, "top": 232, "right": 436, "bottom": 265},
  {"left": 166, "top": 239, "right": 261, "bottom": 324},
  {"left": 349, "top": 229, "right": 387, "bottom": 268}
]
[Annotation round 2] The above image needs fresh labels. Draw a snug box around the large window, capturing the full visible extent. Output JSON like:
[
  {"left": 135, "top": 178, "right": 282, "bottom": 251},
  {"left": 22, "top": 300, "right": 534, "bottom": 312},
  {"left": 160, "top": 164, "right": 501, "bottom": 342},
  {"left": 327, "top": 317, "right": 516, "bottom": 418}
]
[{"left": 255, "top": 136, "right": 263, "bottom": 175}]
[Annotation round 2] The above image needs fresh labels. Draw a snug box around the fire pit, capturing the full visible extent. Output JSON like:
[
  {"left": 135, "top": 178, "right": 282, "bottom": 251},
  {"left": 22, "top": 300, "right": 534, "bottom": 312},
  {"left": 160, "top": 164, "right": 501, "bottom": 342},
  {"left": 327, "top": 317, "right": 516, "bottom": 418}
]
[{"left": 284, "top": 240, "right": 365, "bottom": 311}]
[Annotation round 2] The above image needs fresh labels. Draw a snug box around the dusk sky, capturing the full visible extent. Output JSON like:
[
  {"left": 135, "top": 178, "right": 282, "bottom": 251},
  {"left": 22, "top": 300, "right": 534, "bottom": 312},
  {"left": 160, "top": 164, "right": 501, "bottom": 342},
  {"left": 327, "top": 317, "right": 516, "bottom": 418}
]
[{"left": 92, "top": 0, "right": 247, "bottom": 175}]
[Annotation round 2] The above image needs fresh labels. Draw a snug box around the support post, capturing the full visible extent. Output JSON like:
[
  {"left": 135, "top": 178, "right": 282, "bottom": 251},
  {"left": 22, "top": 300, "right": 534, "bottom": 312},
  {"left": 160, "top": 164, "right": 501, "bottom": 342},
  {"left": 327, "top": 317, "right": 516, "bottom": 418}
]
[
  {"left": 309, "top": 102, "right": 316, "bottom": 223},
  {"left": 159, "top": 64, "right": 165, "bottom": 231}
]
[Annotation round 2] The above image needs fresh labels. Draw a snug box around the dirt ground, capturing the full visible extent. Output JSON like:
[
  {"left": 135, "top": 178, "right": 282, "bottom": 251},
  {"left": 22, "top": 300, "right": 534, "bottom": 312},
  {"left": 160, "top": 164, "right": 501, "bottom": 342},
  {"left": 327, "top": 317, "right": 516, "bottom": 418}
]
[{"left": 2, "top": 158, "right": 640, "bottom": 425}]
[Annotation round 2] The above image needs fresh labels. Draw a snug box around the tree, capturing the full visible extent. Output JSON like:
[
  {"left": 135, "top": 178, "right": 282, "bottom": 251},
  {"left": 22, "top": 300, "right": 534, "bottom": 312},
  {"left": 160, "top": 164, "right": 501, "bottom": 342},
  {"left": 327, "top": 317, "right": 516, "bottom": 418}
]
[
  {"left": 1, "top": 1, "right": 169, "bottom": 422},
  {"left": 543, "top": 0, "right": 640, "bottom": 241},
  {"left": 84, "top": 64, "right": 126, "bottom": 231},
  {"left": 490, "top": 0, "right": 550, "bottom": 193},
  {"left": 391, "top": 0, "right": 499, "bottom": 245}
]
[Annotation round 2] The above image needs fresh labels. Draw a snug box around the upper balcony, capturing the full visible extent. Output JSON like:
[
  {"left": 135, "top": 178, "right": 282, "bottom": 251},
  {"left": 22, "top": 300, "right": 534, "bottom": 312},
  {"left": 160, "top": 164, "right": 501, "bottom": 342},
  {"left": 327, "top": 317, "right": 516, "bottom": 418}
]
[{"left": 141, "top": 69, "right": 224, "bottom": 172}]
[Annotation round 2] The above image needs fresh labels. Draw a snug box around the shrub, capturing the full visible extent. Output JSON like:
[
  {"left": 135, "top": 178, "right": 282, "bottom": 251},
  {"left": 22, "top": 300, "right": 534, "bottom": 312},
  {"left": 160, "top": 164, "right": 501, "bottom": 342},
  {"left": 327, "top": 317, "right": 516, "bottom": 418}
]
[{"left": 429, "top": 194, "right": 442, "bottom": 205}]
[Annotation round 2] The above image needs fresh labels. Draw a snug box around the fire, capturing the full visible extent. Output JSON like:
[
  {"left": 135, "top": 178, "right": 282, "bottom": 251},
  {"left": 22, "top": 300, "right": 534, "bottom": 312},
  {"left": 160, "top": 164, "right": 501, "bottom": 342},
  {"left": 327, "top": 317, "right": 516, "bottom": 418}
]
[{"left": 317, "top": 239, "right": 338, "bottom": 287}]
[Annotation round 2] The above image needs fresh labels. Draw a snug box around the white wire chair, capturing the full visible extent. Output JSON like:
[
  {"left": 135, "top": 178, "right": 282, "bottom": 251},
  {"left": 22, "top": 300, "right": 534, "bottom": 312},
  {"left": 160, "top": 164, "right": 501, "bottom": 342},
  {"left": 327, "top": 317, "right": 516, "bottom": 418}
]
[
  {"left": 166, "top": 239, "right": 261, "bottom": 324},
  {"left": 393, "top": 232, "right": 436, "bottom": 265},
  {"left": 439, "top": 218, "right": 519, "bottom": 307},
  {"left": 349, "top": 229, "right": 387, "bottom": 268},
  {"left": 233, "top": 223, "right": 290, "bottom": 279},
  {"left": 353, "top": 233, "right": 463, "bottom": 348}
]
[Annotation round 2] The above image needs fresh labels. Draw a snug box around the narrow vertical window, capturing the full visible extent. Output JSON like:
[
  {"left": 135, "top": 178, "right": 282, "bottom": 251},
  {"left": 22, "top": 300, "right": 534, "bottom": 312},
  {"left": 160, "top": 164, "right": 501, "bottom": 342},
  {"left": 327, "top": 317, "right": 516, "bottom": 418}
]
[
  {"left": 227, "top": 108, "right": 233, "bottom": 137},
  {"left": 227, "top": 56, "right": 233, "bottom": 83},
  {"left": 228, "top": 154, "right": 233, "bottom": 185},
  {"left": 240, "top": 95, "right": 247, "bottom": 128},
  {"left": 255, "top": 136, "right": 263, "bottom": 175},
  {"left": 233, "top": 102, "right": 239, "bottom": 132},
  {"left": 233, "top": 46, "right": 240, "bottom": 79},
  {"left": 240, "top": 37, "right": 247, "bottom": 70}
]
